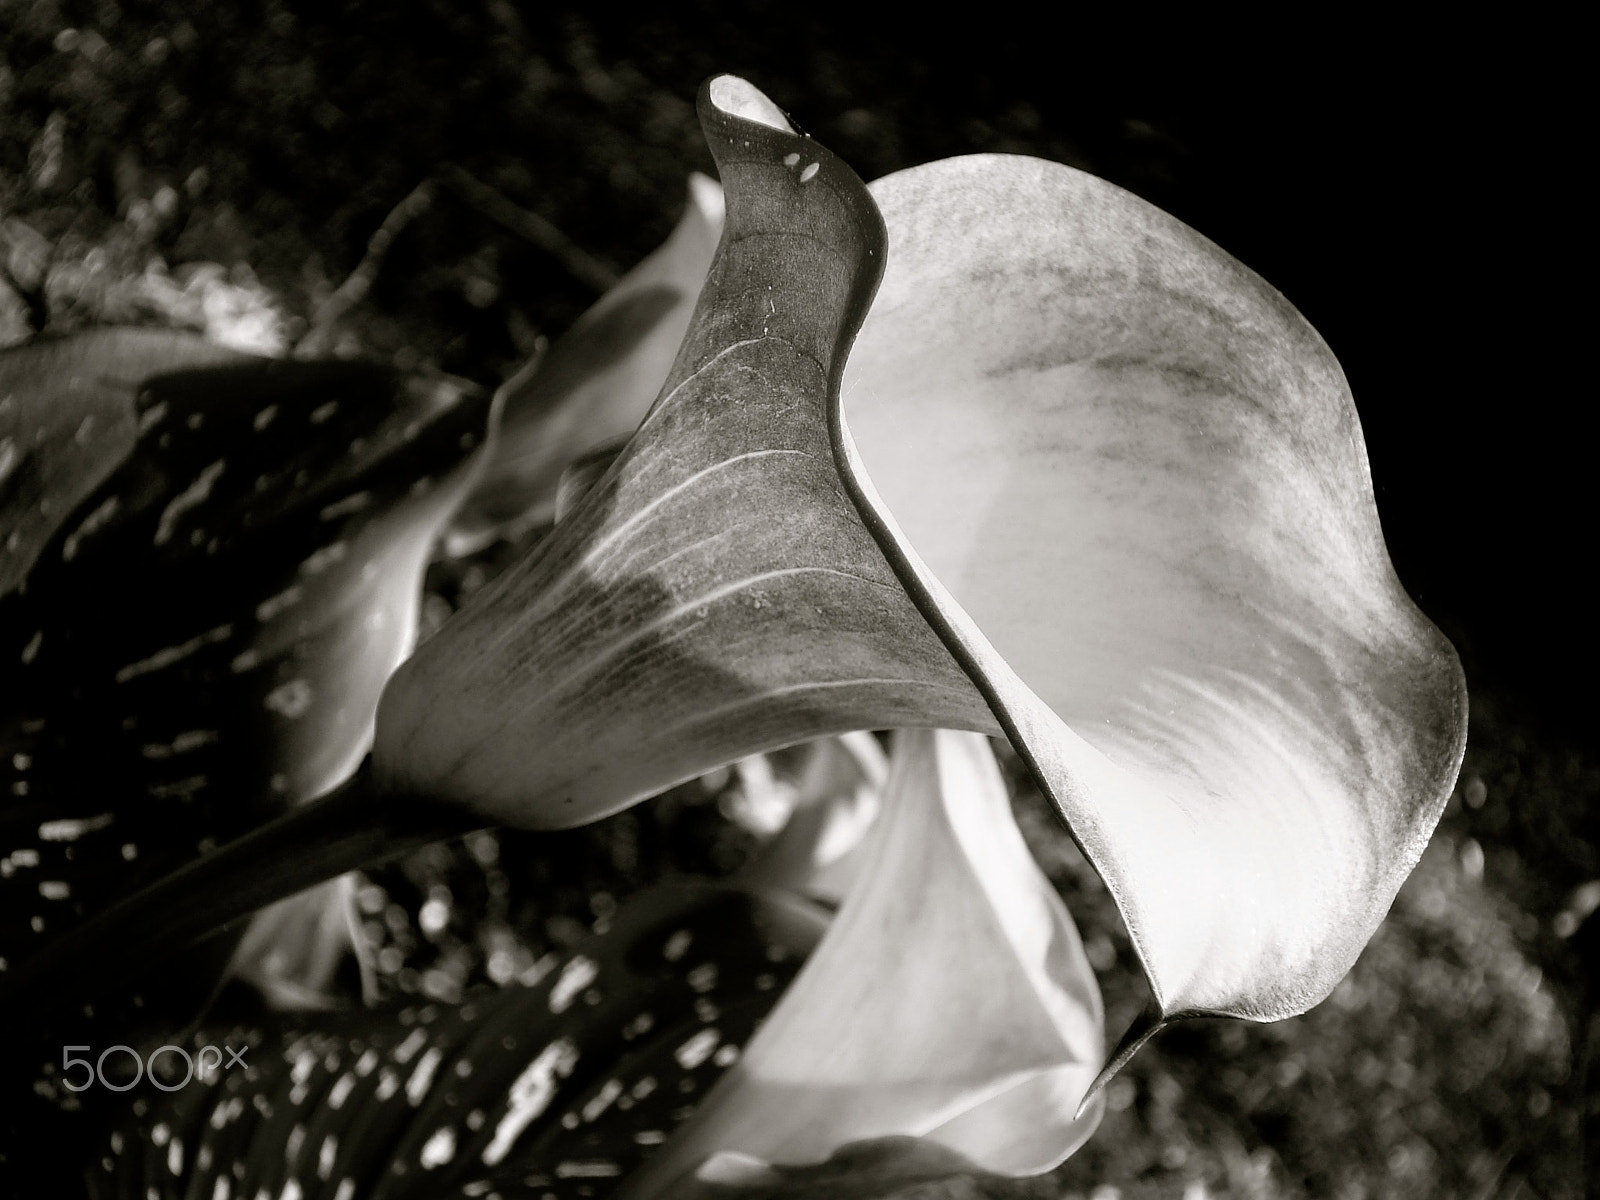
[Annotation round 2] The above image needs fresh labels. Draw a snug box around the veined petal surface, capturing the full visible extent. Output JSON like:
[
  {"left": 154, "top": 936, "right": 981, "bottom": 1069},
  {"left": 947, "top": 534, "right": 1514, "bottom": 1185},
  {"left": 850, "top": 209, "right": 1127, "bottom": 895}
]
[{"left": 374, "top": 78, "right": 996, "bottom": 822}]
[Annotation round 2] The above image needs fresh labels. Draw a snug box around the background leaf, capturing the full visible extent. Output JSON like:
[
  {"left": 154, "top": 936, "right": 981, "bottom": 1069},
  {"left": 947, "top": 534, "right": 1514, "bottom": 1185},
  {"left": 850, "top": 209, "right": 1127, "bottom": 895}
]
[
  {"left": 0, "top": 328, "right": 246, "bottom": 598},
  {"left": 449, "top": 172, "right": 724, "bottom": 553},
  {"left": 85, "top": 884, "right": 825, "bottom": 1200},
  {"left": 0, "top": 334, "right": 490, "bottom": 1182}
]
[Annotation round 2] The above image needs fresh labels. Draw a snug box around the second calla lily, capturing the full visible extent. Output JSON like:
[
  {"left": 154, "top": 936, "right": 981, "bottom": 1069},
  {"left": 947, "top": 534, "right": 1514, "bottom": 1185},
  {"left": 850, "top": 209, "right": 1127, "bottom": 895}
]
[{"left": 627, "top": 727, "right": 1105, "bottom": 1194}]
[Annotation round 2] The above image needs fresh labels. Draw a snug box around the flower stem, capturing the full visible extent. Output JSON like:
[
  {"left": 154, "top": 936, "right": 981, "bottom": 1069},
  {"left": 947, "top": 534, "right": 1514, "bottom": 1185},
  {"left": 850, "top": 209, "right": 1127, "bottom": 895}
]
[{"left": 0, "top": 762, "right": 480, "bottom": 1019}]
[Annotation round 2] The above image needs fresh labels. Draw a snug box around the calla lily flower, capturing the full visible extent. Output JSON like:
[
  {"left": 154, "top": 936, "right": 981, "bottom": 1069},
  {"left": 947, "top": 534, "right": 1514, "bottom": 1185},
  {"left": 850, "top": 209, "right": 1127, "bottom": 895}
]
[{"left": 377, "top": 74, "right": 1466, "bottom": 1039}]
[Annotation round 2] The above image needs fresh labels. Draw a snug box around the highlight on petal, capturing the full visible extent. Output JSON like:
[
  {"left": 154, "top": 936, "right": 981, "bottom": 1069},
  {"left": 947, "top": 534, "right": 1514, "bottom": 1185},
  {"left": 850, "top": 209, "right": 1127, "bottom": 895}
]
[
  {"left": 625, "top": 729, "right": 1103, "bottom": 1194},
  {"left": 706, "top": 74, "right": 795, "bottom": 132},
  {"left": 840, "top": 154, "right": 1469, "bottom": 1022},
  {"left": 448, "top": 171, "right": 726, "bottom": 552}
]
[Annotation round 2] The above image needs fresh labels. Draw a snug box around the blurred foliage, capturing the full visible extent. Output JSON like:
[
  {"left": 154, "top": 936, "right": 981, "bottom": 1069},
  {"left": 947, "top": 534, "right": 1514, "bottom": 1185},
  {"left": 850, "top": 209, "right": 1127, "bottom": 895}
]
[{"left": 1, "top": 2, "right": 1591, "bottom": 1197}]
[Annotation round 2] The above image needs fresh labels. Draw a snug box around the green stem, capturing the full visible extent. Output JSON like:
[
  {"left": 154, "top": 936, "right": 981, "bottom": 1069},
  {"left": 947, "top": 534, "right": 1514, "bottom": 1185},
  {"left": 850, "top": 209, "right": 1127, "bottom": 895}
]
[{"left": 0, "top": 764, "right": 480, "bottom": 1019}]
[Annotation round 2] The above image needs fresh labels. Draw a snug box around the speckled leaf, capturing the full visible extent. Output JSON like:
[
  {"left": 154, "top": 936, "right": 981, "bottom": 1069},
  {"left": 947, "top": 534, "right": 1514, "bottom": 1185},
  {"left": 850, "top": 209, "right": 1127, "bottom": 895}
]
[
  {"left": 449, "top": 172, "right": 725, "bottom": 552},
  {"left": 87, "top": 884, "right": 826, "bottom": 1200},
  {"left": 0, "top": 342, "right": 490, "bottom": 1100},
  {"left": 630, "top": 730, "right": 1103, "bottom": 1190},
  {"left": 0, "top": 327, "right": 246, "bottom": 599}
]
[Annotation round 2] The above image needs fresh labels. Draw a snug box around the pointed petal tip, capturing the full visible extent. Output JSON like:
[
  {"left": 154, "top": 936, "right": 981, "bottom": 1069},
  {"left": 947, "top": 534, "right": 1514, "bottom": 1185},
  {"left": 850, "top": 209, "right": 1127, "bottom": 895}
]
[
  {"left": 706, "top": 75, "right": 795, "bottom": 133},
  {"left": 1075, "top": 1004, "right": 1168, "bottom": 1120}
]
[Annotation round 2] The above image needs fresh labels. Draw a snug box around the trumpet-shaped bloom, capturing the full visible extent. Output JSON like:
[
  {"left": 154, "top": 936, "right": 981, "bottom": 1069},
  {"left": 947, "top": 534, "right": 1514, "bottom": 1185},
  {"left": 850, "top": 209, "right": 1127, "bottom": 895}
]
[{"left": 376, "top": 74, "right": 1465, "bottom": 1037}]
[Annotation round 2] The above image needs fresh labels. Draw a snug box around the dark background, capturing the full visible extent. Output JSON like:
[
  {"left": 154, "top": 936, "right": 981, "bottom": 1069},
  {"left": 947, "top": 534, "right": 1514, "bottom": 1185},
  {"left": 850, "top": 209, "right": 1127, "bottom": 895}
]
[
  {"left": 1, "top": 4, "right": 1589, "bottom": 1197},
  {"left": 7, "top": 4, "right": 1583, "bottom": 731}
]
